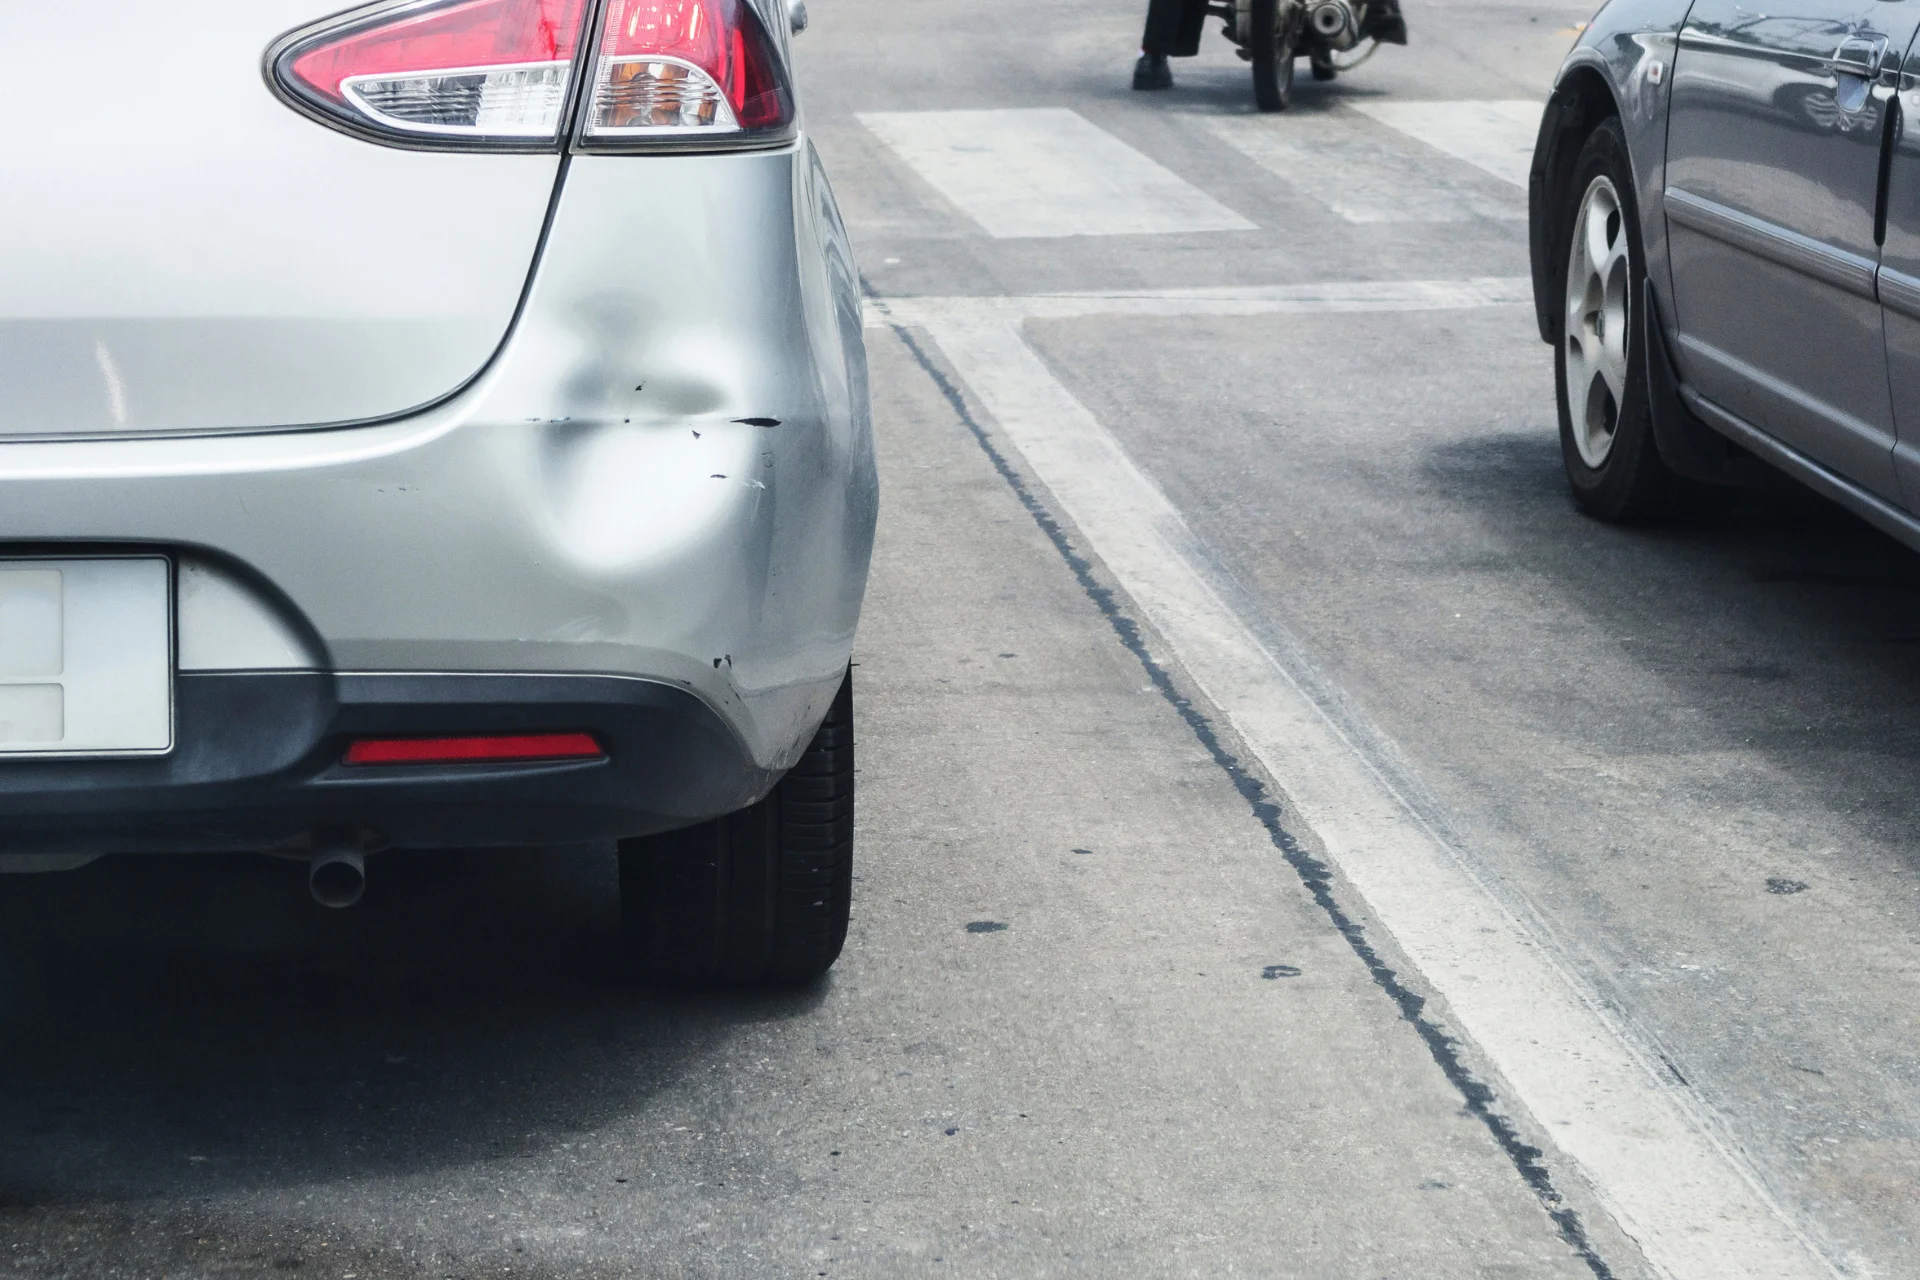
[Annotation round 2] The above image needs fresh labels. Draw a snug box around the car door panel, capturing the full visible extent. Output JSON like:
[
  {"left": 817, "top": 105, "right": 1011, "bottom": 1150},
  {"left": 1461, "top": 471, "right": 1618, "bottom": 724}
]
[
  {"left": 1666, "top": 0, "right": 1914, "bottom": 499},
  {"left": 1877, "top": 49, "right": 1920, "bottom": 506}
]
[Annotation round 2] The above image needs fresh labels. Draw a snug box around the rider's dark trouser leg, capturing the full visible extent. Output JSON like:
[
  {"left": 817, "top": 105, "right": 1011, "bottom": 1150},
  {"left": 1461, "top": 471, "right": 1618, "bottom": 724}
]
[
  {"left": 1135, "top": 0, "right": 1206, "bottom": 89},
  {"left": 1141, "top": 0, "right": 1207, "bottom": 56}
]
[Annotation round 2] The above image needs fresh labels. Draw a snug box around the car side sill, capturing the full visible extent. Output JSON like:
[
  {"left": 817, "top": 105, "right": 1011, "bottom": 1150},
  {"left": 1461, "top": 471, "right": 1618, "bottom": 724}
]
[
  {"left": 1664, "top": 187, "right": 1878, "bottom": 300},
  {"left": 1681, "top": 387, "right": 1920, "bottom": 552}
]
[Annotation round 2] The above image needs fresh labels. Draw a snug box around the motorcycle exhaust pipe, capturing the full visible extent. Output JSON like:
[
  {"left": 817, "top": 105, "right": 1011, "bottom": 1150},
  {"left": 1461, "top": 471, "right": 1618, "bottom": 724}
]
[
  {"left": 308, "top": 835, "right": 367, "bottom": 909},
  {"left": 1310, "top": 0, "right": 1358, "bottom": 46}
]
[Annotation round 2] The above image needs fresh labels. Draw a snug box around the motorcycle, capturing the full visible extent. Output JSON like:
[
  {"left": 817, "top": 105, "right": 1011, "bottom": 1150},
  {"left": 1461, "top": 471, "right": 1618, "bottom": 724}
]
[{"left": 1218, "top": 0, "right": 1406, "bottom": 111}]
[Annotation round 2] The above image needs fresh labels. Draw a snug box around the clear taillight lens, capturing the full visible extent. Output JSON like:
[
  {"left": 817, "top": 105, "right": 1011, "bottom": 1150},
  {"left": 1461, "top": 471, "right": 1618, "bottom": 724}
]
[
  {"left": 271, "top": 0, "right": 592, "bottom": 145},
  {"left": 581, "top": 0, "right": 794, "bottom": 145},
  {"left": 343, "top": 61, "right": 570, "bottom": 136}
]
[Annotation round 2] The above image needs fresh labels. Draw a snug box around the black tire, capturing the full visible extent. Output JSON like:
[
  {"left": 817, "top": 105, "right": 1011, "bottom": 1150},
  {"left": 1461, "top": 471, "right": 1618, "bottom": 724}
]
[
  {"left": 618, "top": 669, "right": 854, "bottom": 986},
  {"left": 1552, "top": 117, "right": 1677, "bottom": 522},
  {"left": 1251, "top": 0, "right": 1296, "bottom": 111}
]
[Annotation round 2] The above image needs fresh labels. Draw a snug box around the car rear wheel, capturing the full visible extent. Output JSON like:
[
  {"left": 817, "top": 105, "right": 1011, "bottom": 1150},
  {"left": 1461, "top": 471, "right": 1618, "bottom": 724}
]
[
  {"left": 617, "top": 670, "right": 854, "bottom": 986},
  {"left": 1555, "top": 118, "right": 1676, "bottom": 522}
]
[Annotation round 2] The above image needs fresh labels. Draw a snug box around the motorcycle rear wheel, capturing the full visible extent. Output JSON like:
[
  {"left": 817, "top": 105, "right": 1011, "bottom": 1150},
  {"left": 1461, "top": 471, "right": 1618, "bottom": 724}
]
[{"left": 1251, "top": 0, "right": 1296, "bottom": 111}]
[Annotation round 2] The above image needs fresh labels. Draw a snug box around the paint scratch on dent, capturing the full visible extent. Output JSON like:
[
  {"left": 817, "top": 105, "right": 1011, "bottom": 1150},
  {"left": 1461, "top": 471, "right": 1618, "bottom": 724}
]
[
  {"left": 732, "top": 417, "right": 782, "bottom": 427},
  {"left": 93, "top": 340, "right": 128, "bottom": 426}
]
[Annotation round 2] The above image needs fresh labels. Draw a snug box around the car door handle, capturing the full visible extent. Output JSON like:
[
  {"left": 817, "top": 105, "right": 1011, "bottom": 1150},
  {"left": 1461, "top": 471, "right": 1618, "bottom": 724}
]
[{"left": 1831, "top": 34, "right": 1889, "bottom": 80}]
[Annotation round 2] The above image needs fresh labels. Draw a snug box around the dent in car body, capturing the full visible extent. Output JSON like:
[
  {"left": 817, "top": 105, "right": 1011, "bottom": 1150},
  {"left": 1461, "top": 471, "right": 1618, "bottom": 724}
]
[{"left": 0, "top": 145, "right": 877, "bottom": 778}]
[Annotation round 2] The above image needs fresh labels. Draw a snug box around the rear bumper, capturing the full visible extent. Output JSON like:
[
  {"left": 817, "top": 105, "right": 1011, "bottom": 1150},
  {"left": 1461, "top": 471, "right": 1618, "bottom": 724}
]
[
  {"left": 0, "top": 671, "right": 780, "bottom": 854},
  {"left": 0, "top": 143, "right": 877, "bottom": 823}
]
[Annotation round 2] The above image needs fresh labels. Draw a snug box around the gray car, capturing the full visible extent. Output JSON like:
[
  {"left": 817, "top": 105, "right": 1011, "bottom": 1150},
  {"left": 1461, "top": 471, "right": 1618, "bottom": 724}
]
[
  {"left": 1530, "top": 0, "right": 1920, "bottom": 539},
  {"left": 0, "top": 0, "right": 876, "bottom": 985}
]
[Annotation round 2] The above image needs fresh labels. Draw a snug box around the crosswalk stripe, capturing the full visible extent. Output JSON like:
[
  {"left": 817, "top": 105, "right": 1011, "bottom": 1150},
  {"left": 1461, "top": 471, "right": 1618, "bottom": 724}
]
[
  {"left": 857, "top": 108, "right": 1255, "bottom": 239},
  {"left": 1206, "top": 110, "right": 1525, "bottom": 223},
  {"left": 1349, "top": 99, "right": 1544, "bottom": 189}
]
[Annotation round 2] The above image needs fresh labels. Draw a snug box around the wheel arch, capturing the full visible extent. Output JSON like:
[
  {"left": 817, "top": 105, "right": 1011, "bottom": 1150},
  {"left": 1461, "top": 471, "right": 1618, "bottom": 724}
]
[{"left": 1530, "top": 64, "right": 1624, "bottom": 345}]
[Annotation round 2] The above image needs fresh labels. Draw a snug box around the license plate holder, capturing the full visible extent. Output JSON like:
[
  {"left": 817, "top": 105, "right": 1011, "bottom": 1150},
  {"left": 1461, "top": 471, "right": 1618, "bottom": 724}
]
[{"left": 0, "top": 557, "right": 172, "bottom": 756}]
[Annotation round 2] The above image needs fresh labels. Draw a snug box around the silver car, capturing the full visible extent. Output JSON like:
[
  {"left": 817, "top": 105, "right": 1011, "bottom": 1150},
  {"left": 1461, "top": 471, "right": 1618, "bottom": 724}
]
[
  {"left": 0, "top": 0, "right": 876, "bottom": 985},
  {"left": 1530, "top": 0, "right": 1920, "bottom": 540}
]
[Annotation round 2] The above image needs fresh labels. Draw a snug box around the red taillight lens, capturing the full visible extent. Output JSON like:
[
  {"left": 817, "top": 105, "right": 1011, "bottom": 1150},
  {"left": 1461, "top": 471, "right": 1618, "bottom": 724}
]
[
  {"left": 581, "top": 0, "right": 794, "bottom": 143},
  {"left": 343, "top": 732, "right": 604, "bottom": 765},
  {"left": 272, "top": 0, "right": 593, "bottom": 144},
  {"left": 269, "top": 0, "right": 793, "bottom": 150}
]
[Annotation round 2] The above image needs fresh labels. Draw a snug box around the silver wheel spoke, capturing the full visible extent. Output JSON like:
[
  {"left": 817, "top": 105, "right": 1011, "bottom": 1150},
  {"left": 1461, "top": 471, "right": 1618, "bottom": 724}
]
[
  {"left": 1598, "top": 337, "right": 1627, "bottom": 406},
  {"left": 1567, "top": 334, "right": 1596, "bottom": 410},
  {"left": 1585, "top": 202, "right": 1616, "bottom": 279}
]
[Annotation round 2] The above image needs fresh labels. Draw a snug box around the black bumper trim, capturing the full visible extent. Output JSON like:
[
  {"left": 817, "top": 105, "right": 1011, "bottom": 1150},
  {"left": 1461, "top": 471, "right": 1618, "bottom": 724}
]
[{"left": 0, "top": 671, "right": 775, "bottom": 854}]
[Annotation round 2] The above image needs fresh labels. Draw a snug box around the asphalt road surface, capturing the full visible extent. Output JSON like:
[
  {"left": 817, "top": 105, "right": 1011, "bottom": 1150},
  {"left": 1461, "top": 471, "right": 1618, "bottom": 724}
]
[{"left": 5, "top": 1, "right": 1920, "bottom": 1277}]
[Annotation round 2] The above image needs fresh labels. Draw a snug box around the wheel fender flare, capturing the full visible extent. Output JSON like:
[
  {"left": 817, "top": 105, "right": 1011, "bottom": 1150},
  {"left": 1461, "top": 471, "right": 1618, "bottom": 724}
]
[{"left": 1531, "top": 67, "right": 1620, "bottom": 346}]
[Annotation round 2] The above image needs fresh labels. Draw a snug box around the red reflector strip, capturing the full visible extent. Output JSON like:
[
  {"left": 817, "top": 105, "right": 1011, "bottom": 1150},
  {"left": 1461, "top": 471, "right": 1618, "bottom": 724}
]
[{"left": 343, "top": 732, "right": 603, "bottom": 766}]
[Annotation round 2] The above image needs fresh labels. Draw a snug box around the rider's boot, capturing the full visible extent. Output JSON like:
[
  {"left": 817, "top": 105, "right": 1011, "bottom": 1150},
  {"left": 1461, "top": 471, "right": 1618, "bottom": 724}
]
[
  {"left": 1132, "top": 52, "right": 1174, "bottom": 90},
  {"left": 1361, "top": 0, "right": 1407, "bottom": 44}
]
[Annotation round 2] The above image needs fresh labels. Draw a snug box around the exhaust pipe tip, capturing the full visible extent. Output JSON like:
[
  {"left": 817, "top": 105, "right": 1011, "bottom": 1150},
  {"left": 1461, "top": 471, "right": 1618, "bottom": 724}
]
[
  {"left": 1311, "top": 1, "right": 1353, "bottom": 36},
  {"left": 309, "top": 847, "right": 366, "bottom": 909}
]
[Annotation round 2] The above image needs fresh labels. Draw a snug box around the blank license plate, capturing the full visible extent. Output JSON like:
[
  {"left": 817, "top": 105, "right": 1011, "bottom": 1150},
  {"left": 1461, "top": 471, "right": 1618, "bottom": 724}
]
[{"left": 0, "top": 558, "right": 171, "bottom": 756}]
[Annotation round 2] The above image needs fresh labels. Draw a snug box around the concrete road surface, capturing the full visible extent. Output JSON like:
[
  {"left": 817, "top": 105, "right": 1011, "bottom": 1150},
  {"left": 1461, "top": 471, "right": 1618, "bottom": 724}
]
[{"left": 4, "top": 1, "right": 1918, "bottom": 1278}]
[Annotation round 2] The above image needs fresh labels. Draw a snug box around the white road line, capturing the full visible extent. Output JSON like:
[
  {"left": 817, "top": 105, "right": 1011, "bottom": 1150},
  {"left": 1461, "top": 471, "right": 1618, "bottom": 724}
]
[
  {"left": 1206, "top": 111, "right": 1524, "bottom": 223},
  {"left": 1349, "top": 100, "right": 1544, "bottom": 189},
  {"left": 856, "top": 108, "right": 1255, "bottom": 239},
  {"left": 878, "top": 284, "right": 1842, "bottom": 1280}
]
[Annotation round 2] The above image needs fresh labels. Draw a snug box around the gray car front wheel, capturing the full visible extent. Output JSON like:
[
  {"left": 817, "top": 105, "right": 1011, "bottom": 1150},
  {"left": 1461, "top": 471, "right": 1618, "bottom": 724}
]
[{"left": 1553, "top": 118, "right": 1676, "bottom": 522}]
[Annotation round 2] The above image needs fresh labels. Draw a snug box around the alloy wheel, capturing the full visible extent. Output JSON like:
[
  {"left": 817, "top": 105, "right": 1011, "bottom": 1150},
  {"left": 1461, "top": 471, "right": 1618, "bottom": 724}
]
[{"left": 1563, "top": 175, "right": 1632, "bottom": 470}]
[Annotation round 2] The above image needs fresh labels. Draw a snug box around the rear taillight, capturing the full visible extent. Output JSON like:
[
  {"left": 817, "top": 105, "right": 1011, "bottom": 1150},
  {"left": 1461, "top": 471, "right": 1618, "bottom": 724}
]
[
  {"left": 268, "top": 0, "right": 794, "bottom": 151},
  {"left": 271, "top": 0, "right": 593, "bottom": 145},
  {"left": 579, "top": 0, "right": 794, "bottom": 146}
]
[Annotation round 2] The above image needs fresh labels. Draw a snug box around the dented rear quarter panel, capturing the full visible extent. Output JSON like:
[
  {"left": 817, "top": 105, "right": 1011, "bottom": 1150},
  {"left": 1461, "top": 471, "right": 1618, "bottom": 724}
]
[{"left": 0, "top": 143, "right": 878, "bottom": 773}]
